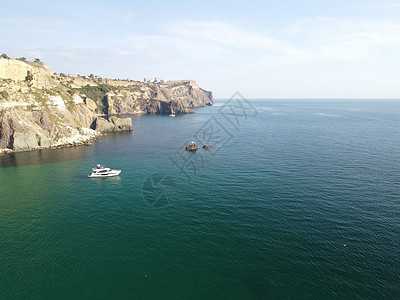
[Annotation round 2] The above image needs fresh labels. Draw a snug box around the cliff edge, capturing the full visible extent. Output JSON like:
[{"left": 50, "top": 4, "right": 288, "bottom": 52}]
[{"left": 0, "top": 58, "right": 213, "bottom": 153}]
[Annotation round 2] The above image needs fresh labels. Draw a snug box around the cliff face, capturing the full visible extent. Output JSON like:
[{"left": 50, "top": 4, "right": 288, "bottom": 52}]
[
  {"left": 0, "top": 58, "right": 213, "bottom": 153},
  {"left": 73, "top": 79, "right": 213, "bottom": 115},
  {"left": 0, "top": 78, "right": 127, "bottom": 152},
  {"left": 0, "top": 59, "right": 131, "bottom": 153},
  {"left": 0, "top": 100, "right": 97, "bottom": 151},
  {"left": 0, "top": 59, "right": 53, "bottom": 88}
]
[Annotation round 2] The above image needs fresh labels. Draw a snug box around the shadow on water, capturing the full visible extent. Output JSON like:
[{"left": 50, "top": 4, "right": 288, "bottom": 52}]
[
  {"left": 0, "top": 131, "right": 133, "bottom": 169},
  {"left": 72, "top": 174, "right": 90, "bottom": 180},
  {"left": 0, "top": 145, "right": 94, "bottom": 168},
  {"left": 1, "top": 148, "right": 81, "bottom": 168},
  {"left": 88, "top": 176, "right": 122, "bottom": 186},
  {"left": 72, "top": 174, "right": 122, "bottom": 184}
]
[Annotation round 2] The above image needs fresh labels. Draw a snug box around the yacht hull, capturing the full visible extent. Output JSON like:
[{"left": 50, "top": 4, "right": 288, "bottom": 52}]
[{"left": 88, "top": 170, "right": 121, "bottom": 178}]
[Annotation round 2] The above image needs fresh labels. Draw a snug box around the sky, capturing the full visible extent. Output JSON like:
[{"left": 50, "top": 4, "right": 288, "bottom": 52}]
[{"left": 1, "top": 0, "right": 400, "bottom": 98}]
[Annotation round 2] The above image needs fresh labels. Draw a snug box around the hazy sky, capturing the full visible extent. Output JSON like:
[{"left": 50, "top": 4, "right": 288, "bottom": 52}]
[{"left": 1, "top": 0, "right": 400, "bottom": 98}]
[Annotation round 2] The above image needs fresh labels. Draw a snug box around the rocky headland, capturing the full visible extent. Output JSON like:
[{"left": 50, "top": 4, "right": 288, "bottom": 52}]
[{"left": 0, "top": 58, "right": 213, "bottom": 153}]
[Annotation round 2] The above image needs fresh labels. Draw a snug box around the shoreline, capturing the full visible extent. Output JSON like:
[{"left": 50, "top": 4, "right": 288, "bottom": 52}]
[
  {"left": 0, "top": 109, "right": 203, "bottom": 155},
  {"left": 0, "top": 132, "right": 111, "bottom": 155}
]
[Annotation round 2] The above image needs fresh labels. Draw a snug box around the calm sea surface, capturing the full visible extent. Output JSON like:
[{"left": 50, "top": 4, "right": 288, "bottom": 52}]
[{"left": 0, "top": 99, "right": 399, "bottom": 299}]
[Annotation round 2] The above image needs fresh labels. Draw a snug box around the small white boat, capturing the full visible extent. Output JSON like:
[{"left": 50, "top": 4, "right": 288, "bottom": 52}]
[
  {"left": 88, "top": 164, "right": 121, "bottom": 178},
  {"left": 169, "top": 114, "right": 175, "bottom": 117}
]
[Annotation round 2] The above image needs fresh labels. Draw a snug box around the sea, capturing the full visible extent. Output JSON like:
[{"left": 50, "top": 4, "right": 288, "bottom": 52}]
[{"left": 0, "top": 98, "right": 399, "bottom": 299}]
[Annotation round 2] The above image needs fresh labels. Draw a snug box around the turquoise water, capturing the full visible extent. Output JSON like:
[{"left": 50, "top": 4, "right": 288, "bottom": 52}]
[{"left": 1, "top": 99, "right": 400, "bottom": 299}]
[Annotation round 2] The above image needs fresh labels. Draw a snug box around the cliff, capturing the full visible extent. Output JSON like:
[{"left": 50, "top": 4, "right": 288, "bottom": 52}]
[
  {"left": 0, "top": 77, "right": 119, "bottom": 153},
  {"left": 61, "top": 78, "right": 213, "bottom": 116},
  {"left": 0, "top": 59, "right": 53, "bottom": 88},
  {"left": 0, "top": 58, "right": 213, "bottom": 153}
]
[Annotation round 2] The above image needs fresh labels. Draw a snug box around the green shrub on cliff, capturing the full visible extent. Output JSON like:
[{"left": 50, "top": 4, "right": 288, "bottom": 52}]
[
  {"left": 79, "top": 85, "right": 103, "bottom": 101},
  {"left": 78, "top": 84, "right": 117, "bottom": 101}
]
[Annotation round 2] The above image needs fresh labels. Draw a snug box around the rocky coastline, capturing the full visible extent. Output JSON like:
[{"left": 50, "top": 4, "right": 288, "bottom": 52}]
[
  {"left": 0, "top": 58, "right": 213, "bottom": 154},
  {"left": 0, "top": 134, "right": 105, "bottom": 154}
]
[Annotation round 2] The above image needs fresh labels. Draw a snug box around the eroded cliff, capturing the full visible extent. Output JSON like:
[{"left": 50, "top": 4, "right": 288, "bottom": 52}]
[
  {"left": 0, "top": 78, "right": 112, "bottom": 152},
  {"left": 67, "top": 78, "right": 213, "bottom": 115},
  {"left": 0, "top": 58, "right": 213, "bottom": 153}
]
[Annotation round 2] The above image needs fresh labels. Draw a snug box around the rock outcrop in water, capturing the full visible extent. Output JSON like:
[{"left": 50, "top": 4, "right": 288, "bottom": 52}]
[
  {"left": 0, "top": 58, "right": 213, "bottom": 153},
  {"left": 91, "top": 116, "right": 133, "bottom": 133},
  {"left": 185, "top": 141, "right": 199, "bottom": 151}
]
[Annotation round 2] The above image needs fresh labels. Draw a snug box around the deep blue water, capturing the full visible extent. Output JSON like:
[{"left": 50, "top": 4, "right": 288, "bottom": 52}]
[{"left": 0, "top": 99, "right": 399, "bottom": 299}]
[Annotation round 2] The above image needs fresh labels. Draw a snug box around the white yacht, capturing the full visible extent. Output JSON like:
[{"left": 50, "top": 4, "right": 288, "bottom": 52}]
[{"left": 88, "top": 164, "right": 121, "bottom": 178}]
